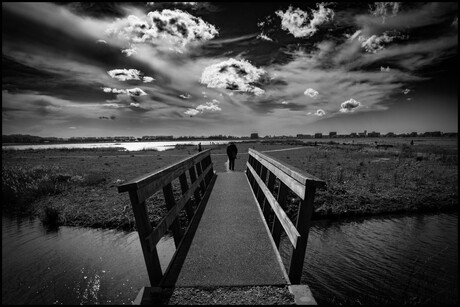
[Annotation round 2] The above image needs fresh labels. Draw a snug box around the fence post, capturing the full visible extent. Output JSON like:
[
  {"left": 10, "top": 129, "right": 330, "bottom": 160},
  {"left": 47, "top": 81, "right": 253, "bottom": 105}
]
[
  {"left": 288, "top": 184, "right": 316, "bottom": 284},
  {"left": 128, "top": 191, "right": 163, "bottom": 286}
]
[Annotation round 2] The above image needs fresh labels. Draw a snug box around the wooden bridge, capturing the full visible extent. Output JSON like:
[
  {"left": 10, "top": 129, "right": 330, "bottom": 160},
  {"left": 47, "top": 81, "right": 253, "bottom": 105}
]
[{"left": 118, "top": 148, "right": 325, "bottom": 305}]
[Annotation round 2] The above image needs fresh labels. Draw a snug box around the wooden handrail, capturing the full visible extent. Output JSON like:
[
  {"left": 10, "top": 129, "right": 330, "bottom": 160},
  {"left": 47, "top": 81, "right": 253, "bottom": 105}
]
[
  {"left": 117, "top": 149, "right": 215, "bottom": 287},
  {"left": 246, "top": 149, "right": 325, "bottom": 284}
]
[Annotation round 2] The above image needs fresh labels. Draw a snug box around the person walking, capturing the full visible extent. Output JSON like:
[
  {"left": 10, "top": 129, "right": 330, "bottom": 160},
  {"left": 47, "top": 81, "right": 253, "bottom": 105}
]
[
  {"left": 198, "top": 142, "right": 202, "bottom": 152},
  {"left": 226, "top": 142, "right": 238, "bottom": 171}
]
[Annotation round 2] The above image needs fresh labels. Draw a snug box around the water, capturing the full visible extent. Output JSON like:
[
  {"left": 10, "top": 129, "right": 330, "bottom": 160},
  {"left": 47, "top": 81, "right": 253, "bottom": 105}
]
[
  {"left": 1, "top": 216, "right": 174, "bottom": 305},
  {"left": 2, "top": 212, "right": 457, "bottom": 305},
  {"left": 2, "top": 140, "right": 241, "bottom": 152},
  {"left": 279, "top": 212, "right": 458, "bottom": 305}
]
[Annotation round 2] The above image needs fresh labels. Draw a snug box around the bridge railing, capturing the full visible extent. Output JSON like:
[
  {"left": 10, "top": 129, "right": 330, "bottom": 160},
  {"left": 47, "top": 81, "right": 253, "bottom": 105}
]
[
  {"left": 246, "top": 148, "right": 326, "bottom": 284},
  {"left": 118, "top": 149, "right": 215, "bottom": 286}
]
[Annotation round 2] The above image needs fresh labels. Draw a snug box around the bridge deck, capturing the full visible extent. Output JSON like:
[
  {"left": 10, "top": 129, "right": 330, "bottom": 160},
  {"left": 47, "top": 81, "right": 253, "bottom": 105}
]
[{"left": 165, "top": 171, "right": 289, "bottom": 287}]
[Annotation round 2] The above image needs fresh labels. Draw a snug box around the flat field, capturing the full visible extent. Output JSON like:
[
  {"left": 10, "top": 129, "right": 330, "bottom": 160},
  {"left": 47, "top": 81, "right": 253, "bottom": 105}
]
[{"left": 2, "top": 138, "right": 457, "bottom": 230}]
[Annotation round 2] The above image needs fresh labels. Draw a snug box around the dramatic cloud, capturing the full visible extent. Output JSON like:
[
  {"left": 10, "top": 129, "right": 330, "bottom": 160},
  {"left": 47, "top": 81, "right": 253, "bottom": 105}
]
[
  {"left": 184, "top": 108, "right": 200, "bottom": 116},
  {"left": 452, "top": 16, "right": 458, "bottom": 28},
  {"left": 179, "top": 93, "right": 192, "bottom": 99},
  {"left": 315, "top": 109, "right": 326, "bottom": 116},
  {"left": 106, "top": 9, "right": 218, "bottom": 51},
  {"left": 369, "top": 2, "right": 401, "bottom": 23},
  {"left": 275, "top": 4, "right": 334, "bottom": 38},
  {"left": 96, "top": 39, "right": 107, "bottom": 44},
  {"left": 106, "top": 69, "right": 154, "bottom": 83},
  {"left": 357, "top": 31, "right": 408, "bottom": 53},
  {"left": 142, "top": 76, "right": 155, "bottom": 83},
  {"left": 380, "top": 66, "right": 390, "bottom": 72},
  {"left": 102, "top": 87, "right": 147, "bottom": 96},
  {"left": 107, "top": 69, "right": 141, "bottom": 81},
  {"left": 130, "top": 102, "right": 140, "bottom": 107},
  {"left": 281, "top": 100, "right": 289, "bottom": 105},
  {"left": 184, "top": 99, "right": 221, "bottom": 116},
  {"left": 121, "top": 47, "right": 137, "bottom": 57},
  {"left": 257, "top": 33, "right": 273, "bottom": 41},
  {"left": 126, "top": 88, "right": 148, "bottom": 97},
  {"left": 304, "top": 88, "right": 319, "bottom": 98},
  {"left": 402, "top": 88, "right": 410, "bottom": 94},
  {"left": 195, "top": 99, "right": 222, "bottom": 112},
  {"left": 200, "top": 58, "right": 266, "bottom": 96},
  {"left": 340, "top": 98, "right": 362, "bottom": 113}
]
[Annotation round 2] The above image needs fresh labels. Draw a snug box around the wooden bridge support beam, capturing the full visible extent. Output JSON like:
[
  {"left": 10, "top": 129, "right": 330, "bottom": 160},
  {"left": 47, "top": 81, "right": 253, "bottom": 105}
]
[
  {"left": 128, "top": 191, "right": 163, "bottom": 286},
  {"left": 288, "top": 185, "right": 316, "bottom": 284}
]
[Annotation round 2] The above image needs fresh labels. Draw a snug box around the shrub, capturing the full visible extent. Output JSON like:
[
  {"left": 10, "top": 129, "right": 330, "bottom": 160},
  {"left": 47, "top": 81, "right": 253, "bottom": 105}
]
[
  {"left": 2, "top": 165, "right": 71, "bottom": 214},
  {"left": 40, "top": 204, "right": 61, "bottom": 226},
  {"left": 83, "top": 172, "right": 106, "bottom": 186}
]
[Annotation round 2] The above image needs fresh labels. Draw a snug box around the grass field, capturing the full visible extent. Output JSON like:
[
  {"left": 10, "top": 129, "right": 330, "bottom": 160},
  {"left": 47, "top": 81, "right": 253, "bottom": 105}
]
[{"left": 2, "top": 138, "right": 458, "bottom": 231}]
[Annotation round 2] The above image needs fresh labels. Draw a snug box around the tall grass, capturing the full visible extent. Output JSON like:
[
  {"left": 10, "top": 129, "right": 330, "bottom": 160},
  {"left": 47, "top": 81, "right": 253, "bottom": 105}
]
[{"left": 2, "top": 165, "right": 108, "bottom": 215}]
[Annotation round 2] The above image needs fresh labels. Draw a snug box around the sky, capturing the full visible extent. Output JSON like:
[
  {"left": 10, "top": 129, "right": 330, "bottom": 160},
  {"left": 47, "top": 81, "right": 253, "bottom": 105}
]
[{"left": 2, "top": 2, "right": 458, "bottom": 138}]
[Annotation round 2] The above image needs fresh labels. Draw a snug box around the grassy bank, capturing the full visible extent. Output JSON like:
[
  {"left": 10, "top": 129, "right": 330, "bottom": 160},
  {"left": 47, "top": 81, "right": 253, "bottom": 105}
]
[{"left": 2, "top": 138, "right": 458, "bottom": 231}]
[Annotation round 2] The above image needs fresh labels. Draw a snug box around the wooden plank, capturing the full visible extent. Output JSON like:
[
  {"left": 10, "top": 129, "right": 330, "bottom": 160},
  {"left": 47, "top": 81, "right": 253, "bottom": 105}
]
[
  {"left": 249, "top": 149, "right": 325, "bottom": 189},
  {"left": 250, "top": 150, "right": 307, "bottom": 200},
  {"left": 163, "top": 183, "right": 183, "bottom": 247},
  {"left": 127, "top": 191, "right": 163, "bottom": 286},
  {"left": 289, "top": 185, "right": 317, "bottom": 284},
  {"left": 247, "top": 162, "right": 300, "bottom": 248},
  {"left": 272, "top": 181, "right": 288, "bottom": 248},
  {"left": 145, "top": 164, "right": 212, "bottom": 249},
  {"left": 118, "top": 149, "right": 210, "bottom": 193},
  {"left": 196, "top": 161, "right": 206, "bottom": 195}
]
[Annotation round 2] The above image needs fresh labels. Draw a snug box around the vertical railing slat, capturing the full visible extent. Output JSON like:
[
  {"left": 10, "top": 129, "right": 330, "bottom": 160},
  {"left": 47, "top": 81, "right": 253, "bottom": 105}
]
[
  {"left": 179, "top": 173, "right": 194, "bottom": 220},
  {"left": 163, "top": 183, "right": 184, "bottom": 247},
  {"left": 189, "top": 166, "right": 201, "bottom": 206},
  {"left": 128, "top": 191, "right": 163, "bottom": 286},
  {"left": 263, "top": 171, "right": 276, "bottom": 222},
  {"left": 272, "top": 180, "right": 288, "bottom": 248}
]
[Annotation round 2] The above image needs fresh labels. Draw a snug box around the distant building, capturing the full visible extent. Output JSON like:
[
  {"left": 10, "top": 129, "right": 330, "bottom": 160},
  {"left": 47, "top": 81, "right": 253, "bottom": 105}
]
[
  {"left": 297, "top": 134, "right": 312, "bottom": 139},
  {"left": 329, "top": 132, "right": 337, "bottom": 138},
  {"left": 314, "top": 133, "right": 322, "bottom": 138},
  {"left": 250, "top": 133, "right": 259, "bottom": 139}
]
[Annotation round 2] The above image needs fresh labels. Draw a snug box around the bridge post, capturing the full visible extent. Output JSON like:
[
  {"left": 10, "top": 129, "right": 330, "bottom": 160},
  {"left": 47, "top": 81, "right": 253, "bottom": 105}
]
[
  {"left": 127, "top": 191, "right": 163, "bottom": 286},
  {"left": 288, "top": 184, "right": 316, "bottom": 284}
]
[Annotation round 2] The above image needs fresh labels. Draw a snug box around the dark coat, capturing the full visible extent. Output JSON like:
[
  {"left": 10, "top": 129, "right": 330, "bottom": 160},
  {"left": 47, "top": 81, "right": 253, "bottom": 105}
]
[{"left": 226, "top": 143, "right": 238, "bottom": 159}]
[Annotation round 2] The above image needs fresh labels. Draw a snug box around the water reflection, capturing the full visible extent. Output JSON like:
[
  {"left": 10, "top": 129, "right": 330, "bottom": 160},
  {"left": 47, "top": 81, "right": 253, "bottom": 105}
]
[
  {"left": 1, "top": 215, "right": 173, "bottom": 305},
  {"left": 279, "top": 212, "right": 458, "bottom": 305},
  {"left": 2, "top": 212, "right": 457, "bottom": 305}
]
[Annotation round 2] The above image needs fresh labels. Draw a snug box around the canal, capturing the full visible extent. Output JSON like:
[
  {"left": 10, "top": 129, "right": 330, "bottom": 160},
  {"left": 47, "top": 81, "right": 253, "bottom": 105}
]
[{"left": 2, "top": 212, "right": 457, "bottom": 305}]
